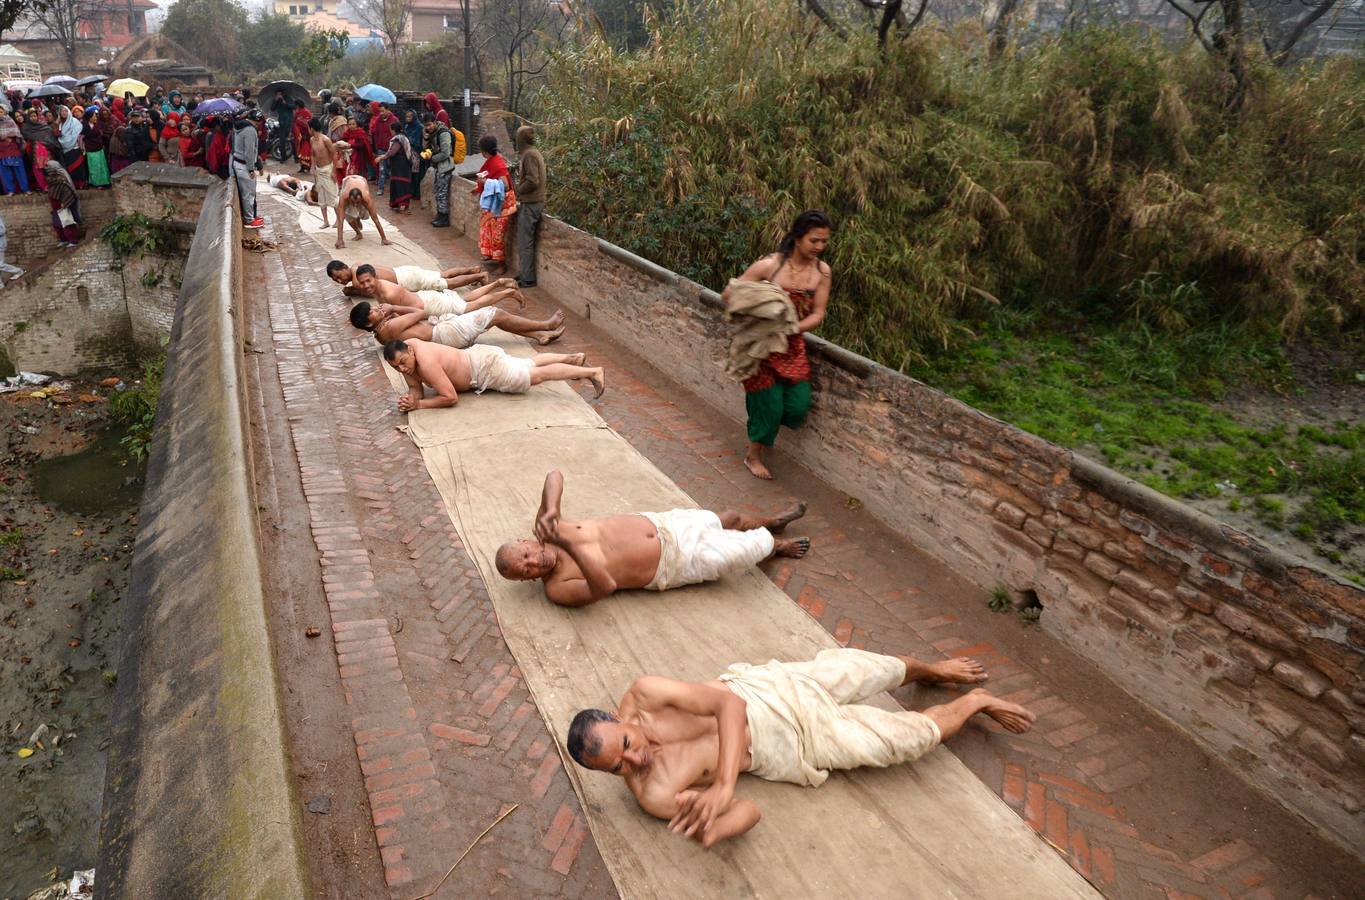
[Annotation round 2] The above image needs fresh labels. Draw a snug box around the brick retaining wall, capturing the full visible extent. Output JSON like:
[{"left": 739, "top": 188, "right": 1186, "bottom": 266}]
[
  {"left": 447, "top": 181, "right": 1365, "bottom": 853},
  {"left": 0, "top": 164, "right": 212, "bottom": 374}
]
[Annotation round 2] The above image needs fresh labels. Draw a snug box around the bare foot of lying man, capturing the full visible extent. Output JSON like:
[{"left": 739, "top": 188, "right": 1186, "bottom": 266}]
[
  {"left": 495, "top": 470, "right": 810, "bottom": 606},
  {"left": 384, "top": 339, "right": 604, "bottom": 411},
  {"left": 566, "top": 648, "right": 1034, "bottom": 848}
]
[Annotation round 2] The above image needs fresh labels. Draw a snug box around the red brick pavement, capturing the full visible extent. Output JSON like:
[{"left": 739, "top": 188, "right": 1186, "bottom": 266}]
[{"left": 254, "top": 193, "right": 1356, "bottom": 900}]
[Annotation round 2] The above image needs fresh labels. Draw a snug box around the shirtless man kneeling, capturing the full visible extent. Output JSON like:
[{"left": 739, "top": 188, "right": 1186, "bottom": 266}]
[
  {"left": 351, "top": 300, "right": 564, "bottom": 348},
  {"left": 567, "top": 649, "right": 1034, "bottom": 847},
  {"left": 335, "top": 177, "right": 391, "bottom": 250},
  {"left": 385, "top": 339, "right": 605, "bottom": 411},
  {"left": 327, "top": 259, "right": 487, "bottom": 296},
  {"left": 351, "top": 265, "right": 562, "bottom": 344},
  {"left": 495, "top": 470, "right": 810, "bottom": 607}
]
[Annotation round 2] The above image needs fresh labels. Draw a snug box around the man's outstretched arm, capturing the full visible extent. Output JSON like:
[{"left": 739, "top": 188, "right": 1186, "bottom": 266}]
[{"left": 534, "top": 470, "right": 565, "bottom": 536}]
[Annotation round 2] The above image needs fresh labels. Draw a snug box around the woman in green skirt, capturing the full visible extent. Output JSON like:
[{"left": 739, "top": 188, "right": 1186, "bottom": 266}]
[
  {"left": 725, "top": 209, "right": 833, "bottom": 480},
  {"left": 82, "top": 107, "right": 110, "bottom": 188}
]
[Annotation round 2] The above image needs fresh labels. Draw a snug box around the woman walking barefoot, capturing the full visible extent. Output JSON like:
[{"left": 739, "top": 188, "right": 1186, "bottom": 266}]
[{"left": 723, "top": 210, "right": 832, "bottom": 480}]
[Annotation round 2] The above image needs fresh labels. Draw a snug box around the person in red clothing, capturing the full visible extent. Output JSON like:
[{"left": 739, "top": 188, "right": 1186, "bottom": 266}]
[
  {"left": 255, "top": 111, "right": 269, "bottom": 165},
  {"left": 293, "top": 101, "right": 313, "bottom": 172},
  {"left": 367, "top": 101, "right": 395, "bottom": 190},
  {"left": 341, "top": 114, "right": 373, "bottom": 179},
  {"left": 720, "top": 210, "right": 833, "bottom": 481},
  {"left": 178, "top": 118, "right": 204, "bottom": 169},
  {"left": 205, "top": 117, "right": 232, "bottom": 179},
  {"left": 423, "top": 91, "right": 449, "bottom": 127}
]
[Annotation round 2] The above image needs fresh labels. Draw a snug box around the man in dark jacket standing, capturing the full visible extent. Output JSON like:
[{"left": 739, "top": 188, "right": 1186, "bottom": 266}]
[
  {"left": 271, "top": 89, "right": 295, "bottom": 162},
  {"left": 514, "top": 125, "right": 546, "bottom": 288}
]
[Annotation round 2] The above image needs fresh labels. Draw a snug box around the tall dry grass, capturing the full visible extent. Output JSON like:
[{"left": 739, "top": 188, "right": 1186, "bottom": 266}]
[{"left": 540, "top": 1, "right": 1364, "bottom": 366}]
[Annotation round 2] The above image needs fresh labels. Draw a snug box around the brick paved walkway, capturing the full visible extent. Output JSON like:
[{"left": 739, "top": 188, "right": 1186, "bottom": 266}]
[{"left": 253, "top": 194, "right": 1357, "bottom": 900}]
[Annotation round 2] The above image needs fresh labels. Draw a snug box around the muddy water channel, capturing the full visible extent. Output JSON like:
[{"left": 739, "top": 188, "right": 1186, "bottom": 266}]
[{"left": 1, "top": 375, "right": 143, "bottom": 900}]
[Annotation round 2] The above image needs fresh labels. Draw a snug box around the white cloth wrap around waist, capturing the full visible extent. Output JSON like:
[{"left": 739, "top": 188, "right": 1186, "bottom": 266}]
[
  {"left": 430, "top": 308, "right": 496, "bottom": 349},
  {"left": 719, "top": 648, "right": 941, "bottom": 787},
  {"left": 344, "top": 199, "right": 371, "bottom": 222},
  {"left": 416, "top": 289, "right": 467, "bottom": 318},
  {"left": 313, "top": 164, "right": 339, "bottom": 207},
  {"left": 639, "top": 509, "right": 774, "bottom": 592},
  {"left": 466, "top": 343, "right": 533, "bottom": 394},
  {"left": 395, "top": 265, "right": 448, "bottom": 292}
]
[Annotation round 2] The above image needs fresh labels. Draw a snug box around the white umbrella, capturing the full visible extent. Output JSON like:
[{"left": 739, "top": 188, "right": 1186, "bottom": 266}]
[{"left": 44, "top": 75, "right": 78, "bottom": 89}]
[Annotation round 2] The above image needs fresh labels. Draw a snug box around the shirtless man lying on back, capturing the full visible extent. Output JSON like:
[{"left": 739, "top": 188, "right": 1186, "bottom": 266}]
[
  {"left": 326, "top": 259, "right": 488, "bottom": 296},
  {"left": 385, "top": 339, "right": 605, "bottom": 411},
  {"left": 566, "top": 648, "right": 1034, "bottom": 848},
  {"left": 495, "top": 470, "right": 810, "bottom": 607},
  {"left": 350, "top": 265, "right": 562, "bottom": 345}
]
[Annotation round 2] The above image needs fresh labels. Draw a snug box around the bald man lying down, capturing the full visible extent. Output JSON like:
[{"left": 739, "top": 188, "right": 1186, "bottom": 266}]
[
  {"left": 567, "top": 649, "right": 1034, "bottom": 848},
  {"left": 496, "top": 470, "right": 811, "bottom": 606}
]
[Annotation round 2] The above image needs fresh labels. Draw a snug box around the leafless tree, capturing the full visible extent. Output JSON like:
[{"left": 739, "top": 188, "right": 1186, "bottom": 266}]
[
  {"left": 480, "top": 0, "right": 571, "bottom": 120},
  {"left": 351, "top": 0, "right": 411, "bottom": 59},
  {"left": 30, "top": 0, "right": 114, "bottom": 73}
]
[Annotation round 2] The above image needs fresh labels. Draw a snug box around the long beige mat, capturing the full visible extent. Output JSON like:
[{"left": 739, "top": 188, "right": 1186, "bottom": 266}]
[{"left": 375, "top": 320, "right": 1099, "bottom": 898}]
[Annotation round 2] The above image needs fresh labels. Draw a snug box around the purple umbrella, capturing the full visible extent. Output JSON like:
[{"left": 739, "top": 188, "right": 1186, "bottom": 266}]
[{"left": 195, "top": 97, "right": 243, "bottom": 117}]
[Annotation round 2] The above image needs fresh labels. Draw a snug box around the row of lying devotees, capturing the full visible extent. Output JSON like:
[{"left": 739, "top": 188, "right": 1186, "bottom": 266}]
[{"left": 323, "top": 253, "right": 1038, "bottom": 851}]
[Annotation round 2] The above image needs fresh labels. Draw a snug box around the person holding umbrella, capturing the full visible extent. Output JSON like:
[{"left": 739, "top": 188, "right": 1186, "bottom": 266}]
[{"left": 271, "top": 89, "right": 295, "bottom": 162}]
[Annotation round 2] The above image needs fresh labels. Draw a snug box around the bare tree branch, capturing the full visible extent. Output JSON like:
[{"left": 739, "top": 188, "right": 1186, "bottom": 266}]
[
  {"left": 1161, "top": 0, "right": 1216, "bottom": 51},
  {"left": 803, "top": 0, "right": 849, "bottom": 37},
  {"left": 907, "top": 0, "right": 931, "bottom": 29},
  {"left": 1273, "top": 0, "right": 1338, "bottom": 61}
]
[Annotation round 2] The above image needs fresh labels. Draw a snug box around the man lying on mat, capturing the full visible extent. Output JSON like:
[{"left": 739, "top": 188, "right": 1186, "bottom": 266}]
[
  {"left": 327, "top": 259, "right": 489, "bottom": 296},
  {"left": 349, "top": 264, "right": 559, "bottom": 346},
  {"left": 350, "top": 300, "right": 565, "bottom": 348},
  {"left": 567, "top": 648, "right": 1033, "bottom": 848},
  {"left": 384, "top": 339, "right": 604, "bottom": 411},
  {"left": 495, "top": 469, "right": 810, "bottom": 607}
]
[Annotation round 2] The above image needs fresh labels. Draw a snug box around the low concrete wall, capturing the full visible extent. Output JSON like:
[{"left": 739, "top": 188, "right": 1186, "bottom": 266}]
[
  {"left": 450, "top": 182, "right": 1365, "bottom": 853},
  {"left": 98, "top": 181, "right": 309, "bottom": 898}
]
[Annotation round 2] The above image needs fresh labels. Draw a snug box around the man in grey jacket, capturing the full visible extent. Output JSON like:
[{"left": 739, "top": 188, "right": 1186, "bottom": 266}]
[
  {"left": 514, "top": 125, "right": 546, "bottom": 288},
  {"left": 232, "top": 111, "right": 265, "bottom": 229},
  {"left": 423, "top": 113, "right": 455, "bottom": 228}
]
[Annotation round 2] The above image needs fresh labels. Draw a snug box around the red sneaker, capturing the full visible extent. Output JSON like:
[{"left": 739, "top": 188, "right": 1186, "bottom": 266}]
[{"left": 246, "top": 217, "right": 265, "bottom": 229}]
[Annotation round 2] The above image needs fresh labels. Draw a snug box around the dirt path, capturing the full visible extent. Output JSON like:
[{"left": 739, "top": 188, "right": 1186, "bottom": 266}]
[{"left": 0, "top": 375, "right": 142, "bottom": 899}]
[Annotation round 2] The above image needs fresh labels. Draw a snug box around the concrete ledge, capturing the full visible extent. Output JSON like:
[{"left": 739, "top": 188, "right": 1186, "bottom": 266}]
[{"left": 98, "top": 181, "right": 309, "bottom": 898}]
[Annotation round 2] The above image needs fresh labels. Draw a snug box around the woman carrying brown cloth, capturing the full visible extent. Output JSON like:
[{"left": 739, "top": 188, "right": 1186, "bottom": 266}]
[{"left": 722, "top": 210, "right": 833, "bottom": 480}]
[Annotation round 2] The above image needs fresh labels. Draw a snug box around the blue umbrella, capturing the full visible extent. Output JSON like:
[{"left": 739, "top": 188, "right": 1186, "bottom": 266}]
[
  {"left": 195, "top": 96, "right": 243, "bottom": 117},
  {"left": 355, "top": 83, "right": 396, "bottom": 105}
]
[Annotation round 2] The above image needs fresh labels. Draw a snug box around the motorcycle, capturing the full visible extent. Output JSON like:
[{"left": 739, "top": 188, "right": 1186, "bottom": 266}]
[{"left": 265, "top": 117, "right": 292, "bottom": 162}]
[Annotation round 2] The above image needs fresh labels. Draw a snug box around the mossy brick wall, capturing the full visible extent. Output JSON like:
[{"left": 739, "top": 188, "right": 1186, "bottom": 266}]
[
  {"left": 0, "top": 165, "right": 208, "bottom": 374},
  {"left": 0, "top": 189, "right": 117, "bottom": 273},
  {"left": 448, "top": 182, "right": 1365, "bottom": 855}
]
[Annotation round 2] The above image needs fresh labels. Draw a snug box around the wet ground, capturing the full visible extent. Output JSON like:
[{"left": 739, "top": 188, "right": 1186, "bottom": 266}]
[{"left": 0, "top": 374, "right": 143, "bottom": 900}]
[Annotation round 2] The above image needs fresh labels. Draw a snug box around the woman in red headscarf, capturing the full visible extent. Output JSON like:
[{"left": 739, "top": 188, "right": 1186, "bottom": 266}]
[
  {"left": 158, "top": 111, "right": 181, "bottom": 164},
  {"left": 341, "top": 114, "right": 373, "bottom": 179},
  {"left": 110, "top": 96, "right": 127, "bottom": 124},
  {"left": 423, "top": 91, "right": 449, "bottom": 127}
]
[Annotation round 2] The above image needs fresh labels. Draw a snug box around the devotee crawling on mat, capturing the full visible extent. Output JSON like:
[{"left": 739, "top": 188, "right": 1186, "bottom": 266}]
[
  {"left": 326, "top": 259, "right": 487, "bottom": 295},
  {"left": 335, "top": 176, "right": 390, "bottom": 249},
  {"left": 384, "top": 339, "right": 605, "bottom": 411},
  {"left": 721, "top": 209, "right": 833, "bottom": 481},
  {"left": 567, "top": 648, "right": 1034, "bottom": 848},
  {"left": 495, "top": 469, "right": 810, "bottom": 607},
  {"left": 350, "top": 299, "right": 565, "bottom": 348}
]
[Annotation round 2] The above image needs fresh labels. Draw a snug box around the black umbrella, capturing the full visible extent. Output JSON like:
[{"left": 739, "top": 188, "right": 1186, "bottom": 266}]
[
  {"left": 260, "top": 80, "right": 310, "bottom": 109},
  {"left": 75, "top": 74, "right": 109, "bottom": 87},
  {"left": 27, "top": 84, "right": 74, "bottom": 99}
]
